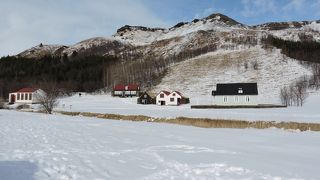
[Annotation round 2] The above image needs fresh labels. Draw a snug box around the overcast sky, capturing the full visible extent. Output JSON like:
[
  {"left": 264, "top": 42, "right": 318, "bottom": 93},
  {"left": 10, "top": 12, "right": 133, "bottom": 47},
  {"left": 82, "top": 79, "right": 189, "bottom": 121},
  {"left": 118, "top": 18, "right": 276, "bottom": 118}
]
[{"left": 1, "top": 0, "right": 320, "bottom": 57}]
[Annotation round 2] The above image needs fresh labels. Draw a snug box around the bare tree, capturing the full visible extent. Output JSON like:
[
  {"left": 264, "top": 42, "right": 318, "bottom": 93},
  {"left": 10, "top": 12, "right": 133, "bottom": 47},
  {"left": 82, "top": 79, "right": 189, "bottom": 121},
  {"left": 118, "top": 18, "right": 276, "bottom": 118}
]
[
  {"left": 280, "top": 86, "right": 290, "bottom": 106},
  {"left": 251, "top": 60, "right": 259, "bottom": 70},
  {"left": 294, "top": 80, "right": 308, "bottom": 106},
  {"left": 280, "top": 80, "right": 309, "bottom": 107},
  {"left": 37, "top": 85, "right": 59, "bottom": 114}
]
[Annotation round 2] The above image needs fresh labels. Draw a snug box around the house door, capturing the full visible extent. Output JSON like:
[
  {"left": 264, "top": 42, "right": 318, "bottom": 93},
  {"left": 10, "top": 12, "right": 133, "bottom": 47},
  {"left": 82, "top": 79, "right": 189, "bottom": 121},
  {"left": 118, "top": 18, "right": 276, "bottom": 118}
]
[
  {"left": 177, "top": 98, "right": 181, "bottom": 105},
  {"left": 142, "top": 99, "right": 147, "bottom": 104},
  {"left": 10, "top": 94, "right": 16, "bottom": 104},
  {"left": 160, "top": 101, "right": 166, "bottom": 106}
]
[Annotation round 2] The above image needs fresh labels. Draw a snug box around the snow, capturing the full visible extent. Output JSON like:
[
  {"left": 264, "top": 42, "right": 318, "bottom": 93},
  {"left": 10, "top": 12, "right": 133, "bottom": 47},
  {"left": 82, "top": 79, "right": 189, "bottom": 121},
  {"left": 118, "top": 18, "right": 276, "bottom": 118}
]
[
  {"left": 153, "top": 47, "right": 312, "bottom": 104},
  {"left": 158, "top": 19, "right": 244, "bottom": 42},
  {"left": 269, "top": 22, "right": 320, "bottom": 42},
  {"left": 114, "top": 29, "right": 164, "bottom": 46},
  {"left": 18, "top": 44, "right": 66, "bottom": 59},
  {"left": 1, "top": 110, "right": 320, "bottom": 180},
  {"left": 56, "top": 92, "right": 320, "bottom": 123},
  {"left": 62, "top": 37, "right": 129, "bottom": 56},
  {"left": 303, "top": 21, "right": 320, "bottom": 32},
  {"left": 113, "top": 18, "right": 246, "bottom": 46}
]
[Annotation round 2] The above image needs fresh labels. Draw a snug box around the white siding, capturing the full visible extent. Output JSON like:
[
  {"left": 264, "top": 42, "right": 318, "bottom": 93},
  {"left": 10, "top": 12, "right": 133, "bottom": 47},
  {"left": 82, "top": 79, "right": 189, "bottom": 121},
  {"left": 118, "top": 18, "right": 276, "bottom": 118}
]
[
  {"left": 214, "top": 95, "right": 258, "bottom": 106},
  {"left": 156, "top": 92, "right": 169, "bottom": 106},
  {"left": 167, "top": 92, "right": 182, "bottom": 106},
  {"left": 8, "top": 89, "right": 46, "bottom": 104},
  {"left": 114, "top": 91, "right": 123, "bottom": 95}
]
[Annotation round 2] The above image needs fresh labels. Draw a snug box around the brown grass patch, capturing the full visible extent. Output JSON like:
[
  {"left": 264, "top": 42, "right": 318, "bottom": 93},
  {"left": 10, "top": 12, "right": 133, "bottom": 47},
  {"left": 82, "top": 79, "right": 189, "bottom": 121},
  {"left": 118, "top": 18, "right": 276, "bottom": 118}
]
[{"left": 56, "top": 111, "right": 320, "bottom": 132}]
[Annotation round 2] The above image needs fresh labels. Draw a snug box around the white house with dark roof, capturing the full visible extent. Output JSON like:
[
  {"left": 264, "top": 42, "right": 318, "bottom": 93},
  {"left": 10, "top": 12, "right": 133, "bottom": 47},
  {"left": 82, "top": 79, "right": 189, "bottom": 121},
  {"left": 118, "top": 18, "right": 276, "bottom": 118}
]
[
  {"left": 212, "top": 83, "right": 258, "bottom": 106},
  {"left": 9, "top": 88, "right": 46, "bottom": 104}
]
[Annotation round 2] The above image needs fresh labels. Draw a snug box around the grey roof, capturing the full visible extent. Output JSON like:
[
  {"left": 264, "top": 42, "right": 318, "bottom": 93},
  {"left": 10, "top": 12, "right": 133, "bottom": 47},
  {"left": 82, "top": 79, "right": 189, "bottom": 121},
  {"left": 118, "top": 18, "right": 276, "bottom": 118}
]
[{"left": 212, "top": 83, "right": 258, "bottom": 96}]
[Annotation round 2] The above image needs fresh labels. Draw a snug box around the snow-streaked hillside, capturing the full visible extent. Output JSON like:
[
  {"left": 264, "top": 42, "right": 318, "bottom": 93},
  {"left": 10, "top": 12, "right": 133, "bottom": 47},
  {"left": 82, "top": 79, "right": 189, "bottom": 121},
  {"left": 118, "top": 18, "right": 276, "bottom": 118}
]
[
  {"left": 1, "top": 110, "right": 320, "bottom": 180},
  {"left": 113, "top": 13, "right": 247, "bottom": 46},
  {"left": 17, "top": 44, "right": 67, "bottom": 59},
  {"left": 62, "top": 37, "right": 132, "bottom": 56},
  {"left": 152, "top": 47, "right": 312, "bottom": 104}
]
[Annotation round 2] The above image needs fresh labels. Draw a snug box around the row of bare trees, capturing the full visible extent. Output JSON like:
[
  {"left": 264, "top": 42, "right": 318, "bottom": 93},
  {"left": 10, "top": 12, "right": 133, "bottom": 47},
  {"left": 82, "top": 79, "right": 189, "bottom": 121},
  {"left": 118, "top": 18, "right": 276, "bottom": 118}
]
[{"left": 280, "top": 79, "right": 309, "bottom": 106}]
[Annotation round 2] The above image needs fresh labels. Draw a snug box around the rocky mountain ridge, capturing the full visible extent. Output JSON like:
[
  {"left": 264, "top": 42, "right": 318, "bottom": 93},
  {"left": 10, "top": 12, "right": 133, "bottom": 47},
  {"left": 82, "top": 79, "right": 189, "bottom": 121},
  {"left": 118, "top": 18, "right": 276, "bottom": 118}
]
[{"left": 16, "top": 13, "right": 320, "bottom": 59}]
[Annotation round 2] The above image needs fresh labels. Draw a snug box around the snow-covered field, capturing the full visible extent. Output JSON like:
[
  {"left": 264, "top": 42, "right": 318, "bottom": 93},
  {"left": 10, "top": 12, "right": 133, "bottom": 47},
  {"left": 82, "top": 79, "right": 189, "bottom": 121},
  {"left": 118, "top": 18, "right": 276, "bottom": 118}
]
[
  {"left": 1, "top": 110, "right": 320, "bottom": 180},
  {"left": 56, "top": 92, "right": 320, "bottom": 123}
]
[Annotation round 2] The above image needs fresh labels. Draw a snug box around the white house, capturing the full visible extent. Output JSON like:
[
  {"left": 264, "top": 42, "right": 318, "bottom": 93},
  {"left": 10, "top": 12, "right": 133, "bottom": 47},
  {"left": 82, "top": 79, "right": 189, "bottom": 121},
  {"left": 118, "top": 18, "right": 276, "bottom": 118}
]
[
  {"left": 9, "top": 88, "right": 46, "bottom": 104},
  {"left": 212, "top": 83, "right": 258, "bottom": 106},
  {"left": 156, "top": 91, "right": 171, "bottom": 106},
  {"left": 156, "top": 91, "right": 190, "bottom": 106}
]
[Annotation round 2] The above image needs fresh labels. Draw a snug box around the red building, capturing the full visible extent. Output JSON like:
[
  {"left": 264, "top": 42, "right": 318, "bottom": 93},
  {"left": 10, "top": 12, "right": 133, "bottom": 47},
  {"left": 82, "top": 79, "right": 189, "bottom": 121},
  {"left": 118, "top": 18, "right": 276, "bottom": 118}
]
[{"left": 113, "top": 84, "right": 140, "bottom": 97}]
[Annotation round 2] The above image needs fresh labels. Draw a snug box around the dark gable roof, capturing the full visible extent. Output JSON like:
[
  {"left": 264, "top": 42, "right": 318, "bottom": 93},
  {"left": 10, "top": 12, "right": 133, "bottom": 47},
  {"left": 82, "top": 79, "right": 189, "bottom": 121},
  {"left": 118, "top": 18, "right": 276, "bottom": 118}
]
[{"left": 213, "top": 83, "right": 258, "bottom": 96}]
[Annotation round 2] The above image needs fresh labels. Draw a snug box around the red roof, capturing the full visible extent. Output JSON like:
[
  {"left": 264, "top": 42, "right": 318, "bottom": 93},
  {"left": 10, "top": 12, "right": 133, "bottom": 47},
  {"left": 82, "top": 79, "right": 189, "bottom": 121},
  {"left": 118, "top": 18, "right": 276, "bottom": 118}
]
[
  {"left": 127, "top": 84, "right": 140, "bottom": 91},
  {"left": 172, "top": 91, "right": 183, "bottom": 96},
  {"left": 15, "top": 88, "right": 38, "bottom": 93},
  {"left": 160, "top": 91, "right": 171, "bottom": 95},
  {"left": 113, "top": 84, "right": 140, "bottom": 91},
  {"left": 113, "top": 84, "right": 126, "bottom": 91}
]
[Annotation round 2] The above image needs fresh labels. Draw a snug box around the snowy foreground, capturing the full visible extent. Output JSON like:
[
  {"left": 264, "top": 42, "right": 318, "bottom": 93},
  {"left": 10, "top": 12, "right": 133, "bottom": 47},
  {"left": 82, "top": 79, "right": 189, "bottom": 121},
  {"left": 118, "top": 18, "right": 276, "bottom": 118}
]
[
  {"left": 57, "top": 93, "right": 320, "bottom": 123},
  {"left": 1, "top": 110, "right": 320, "bottom": 180}
]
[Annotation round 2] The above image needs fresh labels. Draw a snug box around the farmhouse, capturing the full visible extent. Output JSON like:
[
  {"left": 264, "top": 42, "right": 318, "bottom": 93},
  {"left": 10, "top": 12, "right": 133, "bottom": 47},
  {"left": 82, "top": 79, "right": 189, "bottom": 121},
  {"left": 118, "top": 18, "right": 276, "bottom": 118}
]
[
  {"left": 212, "top": 83, "right": 258, "bottom": 106},
  {"left": 156, "top": 91, "right": 190, "bottom": 106},
  {"left": 8, "top": 88, "right": 46, "bottom": 104},
  {"left": 137, "top": 92, "right": 155, "bottom": 104},
  {"left": 113, "top": 84, "right": 140, "bottom": 97}
]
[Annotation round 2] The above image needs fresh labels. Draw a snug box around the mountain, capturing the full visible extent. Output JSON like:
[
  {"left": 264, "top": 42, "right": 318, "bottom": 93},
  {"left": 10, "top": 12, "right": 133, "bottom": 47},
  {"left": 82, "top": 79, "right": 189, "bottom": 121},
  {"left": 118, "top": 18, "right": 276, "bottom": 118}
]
[
  {"left": 10, "top": 13, "right": 320, "bottom": 104},
  {"left": 17, "top": 13, "right": 320, "bottom": 59},
  {"left": 113, "top": 13, "right": 247, "bottom": 46},
  {"left": 253, "top": 20, "right": 320, "bottom": 30},
  {"left": 17, "top": 44, "right": 68, "bottom": 59}
]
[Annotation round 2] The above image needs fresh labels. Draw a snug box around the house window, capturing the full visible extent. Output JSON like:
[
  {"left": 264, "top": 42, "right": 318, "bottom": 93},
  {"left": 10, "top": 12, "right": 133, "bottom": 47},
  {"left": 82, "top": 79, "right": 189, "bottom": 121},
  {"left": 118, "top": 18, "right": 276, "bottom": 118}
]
[
  {"left": 29, "top": 93, "right": 32, "bottom": 100},
  {"left": 160, "top": 94, "right": 164, "bottom": 98},
  {"left": 246, "top": 96, "right": 250, "bottom": 102},
  {"left": 238, "top": 88, "right": 243, "bottom": 94},
  {"left": 223, "top": 96, "right": 228, "bottom": 103},
  {"left": 21, "top": 93, "right": 24, "bottom": 100},
  {"left": 144, "top": 94, "right": 147, "bottom": 98},
  {"left": 17, "top": 93, "right": 20, "bottom": 100},
  {"left": 234, "top": 96, "right": 239, "bottom": 103},
  {"left": 170, "top": 98, "right": 174, "bottom": 102},
  {"left": 173, "top": 93, "right": 176, "bottom": 96}
]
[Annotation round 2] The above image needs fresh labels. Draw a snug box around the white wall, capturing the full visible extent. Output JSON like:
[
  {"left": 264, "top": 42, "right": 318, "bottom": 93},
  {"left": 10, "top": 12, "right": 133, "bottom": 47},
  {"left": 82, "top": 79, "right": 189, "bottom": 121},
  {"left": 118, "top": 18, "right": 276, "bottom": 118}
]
[
  {"left": 214, "top": 95, "right": 258, "bottom": 106},
  {"left": 156, "top": 92, "right": 169, "bottom": 106},
  {"left": 167, "top": 92, "right": 182, "bottom": 106},
  {"left": 114, "top": 91, "right": 138, "bottom": 96},
  {"left": 8, "top": 89, "right": 46, "bottom": 104}
]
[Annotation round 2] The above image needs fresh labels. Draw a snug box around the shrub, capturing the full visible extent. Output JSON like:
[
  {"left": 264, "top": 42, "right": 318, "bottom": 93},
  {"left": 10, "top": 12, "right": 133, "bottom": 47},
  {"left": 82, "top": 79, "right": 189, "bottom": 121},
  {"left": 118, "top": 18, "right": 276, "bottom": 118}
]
[{"left": 0, "top": 97, "right": 4, "bottom": 109}]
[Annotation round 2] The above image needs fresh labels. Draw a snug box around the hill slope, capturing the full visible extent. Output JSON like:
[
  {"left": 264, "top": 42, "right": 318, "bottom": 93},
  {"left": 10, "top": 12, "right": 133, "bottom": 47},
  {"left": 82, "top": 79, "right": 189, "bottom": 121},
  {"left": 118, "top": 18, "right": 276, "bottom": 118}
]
[{"left": 152, "top": 47, "right": 311, "bottom": 104}]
